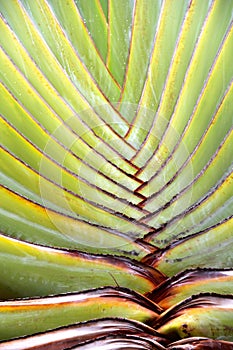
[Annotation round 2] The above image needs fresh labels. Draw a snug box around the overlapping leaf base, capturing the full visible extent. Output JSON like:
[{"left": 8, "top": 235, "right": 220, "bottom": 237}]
[{"left": 0, "top": 0, "right": 232, "bottom": 347}]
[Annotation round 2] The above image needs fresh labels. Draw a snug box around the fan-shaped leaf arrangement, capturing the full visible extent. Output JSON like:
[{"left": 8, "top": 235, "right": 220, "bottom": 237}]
[{"left": 0, "top": 0, "right": 232, "bottom": 348}]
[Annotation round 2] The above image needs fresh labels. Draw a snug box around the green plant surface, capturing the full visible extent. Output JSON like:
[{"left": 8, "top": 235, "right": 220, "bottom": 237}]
[
  {"left": 0, "top": 0, "right": 232, "bottom": 347},
  {"left": 156, "top": 294, "right": 233, "bottom": 341},
  {"left": 0, "top": 233, "right": 164, "bottom": 299}
]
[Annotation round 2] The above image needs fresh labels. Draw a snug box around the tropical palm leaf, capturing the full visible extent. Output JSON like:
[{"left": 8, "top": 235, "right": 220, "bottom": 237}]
[
  {"left": 155, "top": 293, "right": 233, "bottom": 341},
  {"left": 0, "top": 318, "right": 166, "bottom": 350},
  {"left": 0, "top": 233, "right": 164, "bottom": 299},
  {"left": 0, "top": 0, "right": 232, "bottom": 347},
  {"left": 147, "top": 269, "right": 233, "bottom": 308},
  {"left": 168, "top": 338, "right": 233, "bottom": 350}
]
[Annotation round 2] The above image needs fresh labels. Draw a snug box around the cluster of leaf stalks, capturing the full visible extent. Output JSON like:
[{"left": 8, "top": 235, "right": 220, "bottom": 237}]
[{"left": 0, "top": 0, "right": 232, "bottom": 348}]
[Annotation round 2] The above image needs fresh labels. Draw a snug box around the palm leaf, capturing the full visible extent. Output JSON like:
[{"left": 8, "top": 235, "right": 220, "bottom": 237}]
[
  {"left": 147, "top": 269, "right": 233, "bottom": 308},
  {"left": 0, "top": 233, "right": 164, "bottom": 299},
  {"left": 155, "top": 294, "right": 233, "bottom": 341},
  {"left": 0, "top": 287, "right": 162, "bottom": 340},
  {"left": 0, "top": 0, "right": 232, "bottom": 346},
  {"left": 0, "top": 318, "right": 165, "bottom": 350},
  {"left": 168, "top": 338, "right": 233, "bottom": 350}
]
